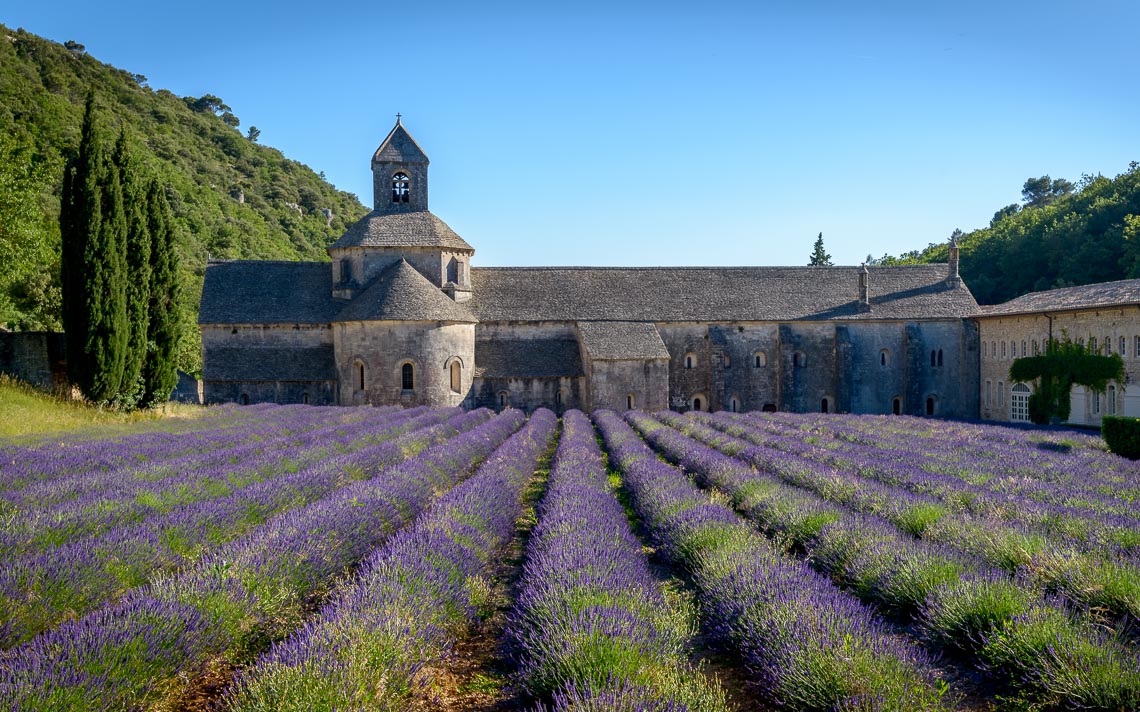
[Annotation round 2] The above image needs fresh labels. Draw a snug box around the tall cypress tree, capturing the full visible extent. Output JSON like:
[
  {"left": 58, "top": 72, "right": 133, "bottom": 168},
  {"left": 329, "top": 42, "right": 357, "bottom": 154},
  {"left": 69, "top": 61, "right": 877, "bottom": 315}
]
[
  {"left": 59, "top": 93, "right": 128, "bottom": 402},
  {"left": 142, "top": 181, "right": 181, "bottom": 406},
  {"left": 114, "top": 129, "right": 151, "bottom": 407}
]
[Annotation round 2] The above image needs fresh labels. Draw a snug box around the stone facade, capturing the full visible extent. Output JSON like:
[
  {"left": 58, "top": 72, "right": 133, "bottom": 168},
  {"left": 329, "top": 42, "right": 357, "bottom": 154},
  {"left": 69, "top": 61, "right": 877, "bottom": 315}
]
[
  {"left": 977, "top": 286, "right": 1140, "bottom": 425},
  {"left": 197, "top": 119, "right": 996, "bottom": 417},
  {"left": 0, "top": 331, "right": 66, "bottom": 389}
]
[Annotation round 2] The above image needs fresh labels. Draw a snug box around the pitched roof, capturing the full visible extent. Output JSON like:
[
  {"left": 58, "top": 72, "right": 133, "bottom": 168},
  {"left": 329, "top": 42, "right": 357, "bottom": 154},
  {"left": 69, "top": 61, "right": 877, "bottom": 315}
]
[
  {"left": 329, "top": 210, "right": 473, "bottom": 251},
  {"left": 469, "top": 265, "right": 978, "bottom": 322},
  {"left": 372, "top": 120, "right": 428, "bottom": 164},
  {"left": 335, "top": 259, "right": 477, "bottom": 323},
  {"left": 204, "top": 346, "right": 336, "bottom": 381},
  {"left": 980, "top": 279, "right": 1140, "bottom": 317},
  {"left": 577, "top": 321, "right": 670, "bottom": 361},
  {"left": 199, "top": 261, "right": 340, "bottom": 325},
  {"left": 474, "top": 338, "right": 583, "bottom": 378}
]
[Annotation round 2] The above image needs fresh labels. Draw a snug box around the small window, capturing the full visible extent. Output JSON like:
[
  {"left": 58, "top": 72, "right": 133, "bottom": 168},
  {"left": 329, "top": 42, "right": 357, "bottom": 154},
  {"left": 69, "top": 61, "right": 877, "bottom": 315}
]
[
  {"left": 554, "top": 390, "right": 562, "bottom": 408},
  {"left": 1120, "top": 336, "right": 1127, "bottom": 356},
  {"left": 983, "top": 341, "right": 987, "bottom": 358},
  {"left": 926, "top": 396, "right": 936, "bottom": 416},
  {"left": 820, "top": 397, "right": 830, "bottom": 414},
  {"left": 937, "top": 349, "right": 944, "bottom": 367},
  {"left": 1092, "top": 390, "right": 1101, "bottom": 415},
  {"left": 401, "top": 362, "right": 415, "bottom": 391},
  {"left": 730, "top": 397, "right": 740, "bottom": 413},
  {"left": 794, "top": 351, "right": 806, "bottom": 368},
  {"left": 1033, "top": 340, "right": 1039, "bottom": 356},
  {"left": 692, "top": 396, "right": 703, "bottom": 412},
  {"left": 930, "top": 350, "right": 937, "bottom": 367},
  {"left": 1104, "top": 337, "right": 1111, "bottom": 355},
  {"left": 498, "top": 391, "right": 509, "bottom": 409},
  {"left": 684, "top": 353, "right": 695, "bottom": 369},
  {"left": 892, "top": 398, "right": 901, "bottom": 415},
  {"left": 991, "top": 341, "right": 997, "bottom": 359},
  {"left": 240, "top": 393, "right": 249, "bottom": 405},
  {"left": 1135, "top": 336, "right": 1140, "bottom": 358},
  {"left": 1091, "top": 337, "right": 1098, "bottom": 353},
  {"left": 627, "top": 394, "right": 635, "bottom": 410},
  {"left": 880, "top": 349, "right": 890, "bottom": 367},
  {"left": 392, "top": 172, "right": 410, "bottom": 203},
  {"left": 1001, "top": 342, "right": 1006, "bottom": 358},
  {"left": 1021, "top": 341, "right": 1026, "bottom": 358},
  {"left": 340, "top": 258, "right": 352, "bottom": 284},
  {"left": 302, "top": 393, "right": 310, "bottom": 405},
  {"left": 1078, "top": 337, "right": 1085, "bottom": 348},
  {"left": 986, "top": 379, "right": 992, "bottom": 408},
  {"left": 450, "top": 360, "right": 462, "bottom": 393},
  {"left": 356, "top": 360, "right": 366, "bottom": 391},
  {"left": 1108, "top": 384, "right": 1117, "bottom": 415},
  {"left": 754, "top": 351, "right": 767, "bottom": 368},
  {"left": 723, "top": 354, "right": 731, "bottom": 369},
  {"left": 998, "top": 381, "right": 1005, "bottom": 407}
]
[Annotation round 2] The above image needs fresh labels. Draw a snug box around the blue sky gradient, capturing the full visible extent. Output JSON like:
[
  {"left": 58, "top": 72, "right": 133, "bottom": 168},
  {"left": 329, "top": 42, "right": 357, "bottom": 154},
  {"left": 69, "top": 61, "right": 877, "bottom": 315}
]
[{"left": 6, "top": 1, "right": 1138, "bottom": 267}]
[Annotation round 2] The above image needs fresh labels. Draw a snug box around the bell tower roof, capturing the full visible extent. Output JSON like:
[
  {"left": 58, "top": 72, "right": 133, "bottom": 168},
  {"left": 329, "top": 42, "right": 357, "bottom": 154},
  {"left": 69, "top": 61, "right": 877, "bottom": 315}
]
[{"left": 372, "top": 116, "right": 429, "bottom": 166}]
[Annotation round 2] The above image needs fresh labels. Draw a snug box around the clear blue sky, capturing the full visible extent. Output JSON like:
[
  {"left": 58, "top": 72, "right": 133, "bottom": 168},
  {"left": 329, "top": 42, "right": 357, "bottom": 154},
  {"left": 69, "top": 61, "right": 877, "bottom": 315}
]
[{"left": 6, "top": 1, "right": 1138, "bottom": 267}]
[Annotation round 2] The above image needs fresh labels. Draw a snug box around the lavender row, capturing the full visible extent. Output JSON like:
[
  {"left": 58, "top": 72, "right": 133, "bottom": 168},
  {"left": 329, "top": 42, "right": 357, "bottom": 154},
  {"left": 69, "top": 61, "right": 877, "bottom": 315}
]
[
  {"left": 747, "top": 410, "right": 1140, "bottom": 517},
  {"left": 672, "top": 412, "right": 1140, "bottom": 630},
  {"left": 223, "top": 409, "right": 558, "bottom": 710},
  {"left": 0, "top": 403, "right": 388, "bottom": 490},
  {"left": 631, "top": 412, "right": 1140, "bottom": 709},
  {"left": 0, "top": 408, "right": 523, "bottom": 711},
  {"left": 592, "top": 411, "right": 948, "bottom": 711},
  {"left": 508, "top": 410, "right": 727, "bottom": 711},
  {"left": 0, "top": 407, "right": 464, "bottom": 647},
  {"left": 0, "top": 406, "right": 424, "bottom": 558}
]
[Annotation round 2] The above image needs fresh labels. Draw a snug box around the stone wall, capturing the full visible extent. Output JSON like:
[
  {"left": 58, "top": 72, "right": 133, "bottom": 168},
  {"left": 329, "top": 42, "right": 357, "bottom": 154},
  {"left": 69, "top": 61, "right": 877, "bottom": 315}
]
[
  {"left": 471, "top": 375, "right": 584, "bottom": 413},
  {"left": 978, "top": 306, "right": 1140, "bottom": 424},
  {"left": 334, "top": 320, "right": 474, "bottom": 408},
  {"left": 0, "top": 332, "right": 66, "bottom": 389},
  {"left": 206, "top": 380, "right": 336, "bottom": 406},
  {"left": 331, "top": 246, "right": 472, "bottom": 292},
  {"left": 584, "top": 359, "right": 669, "bottom": 412}
]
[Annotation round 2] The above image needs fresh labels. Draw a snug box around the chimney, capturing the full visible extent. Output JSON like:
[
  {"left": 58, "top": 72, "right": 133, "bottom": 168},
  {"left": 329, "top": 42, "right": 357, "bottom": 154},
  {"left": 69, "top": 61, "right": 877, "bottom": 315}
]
[
  {"left": 857, "top": 264, "right": 870, "bottom": 312},
  {"left": 947, "top": 234, "right": 962, "bottom": 287}
]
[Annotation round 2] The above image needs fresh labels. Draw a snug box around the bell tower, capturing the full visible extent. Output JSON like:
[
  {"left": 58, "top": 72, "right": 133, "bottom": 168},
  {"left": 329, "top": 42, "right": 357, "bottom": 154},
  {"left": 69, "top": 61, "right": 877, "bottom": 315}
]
[{"left": 371, "top": 115, "right": 429, "bottom": 213}]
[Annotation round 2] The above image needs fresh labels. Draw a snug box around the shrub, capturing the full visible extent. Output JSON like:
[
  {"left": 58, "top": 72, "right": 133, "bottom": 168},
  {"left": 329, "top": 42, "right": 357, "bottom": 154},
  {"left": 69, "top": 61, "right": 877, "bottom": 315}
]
[{"left": 1102, "top": 415, "right": 1140, "bottom": 459}]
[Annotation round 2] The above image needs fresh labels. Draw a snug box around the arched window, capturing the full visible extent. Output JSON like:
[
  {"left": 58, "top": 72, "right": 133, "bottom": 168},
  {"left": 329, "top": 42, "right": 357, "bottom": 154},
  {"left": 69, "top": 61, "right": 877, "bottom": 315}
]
[
  {"left": 1135, "top": 336, "right": 1140, "bottom": 358},
  {"left": 1091, "top": 337, "right": 1098, "bottom": 353},
  {"left": 1108, "top": 384, "right": 1117, "bottom": 415},
  {"left": 355, "top": 360, "right": 366, "bottom": 391},
  {"left": 754, "top": 351, "right": 767, "bottom": 368},
  {"left": 1121, "top": 336, "right": 1127, "bottom": 357},
  {"left": 926, "top": 396, "right": 936, "bottom": 416},
  {"left": 1092, "top": 390, "right": 1101, "bottom": 414},
  {"left": 401, "top": 362, "right": 414, "bottom": 391},
  {"left": 555, "top": 390, "right": 562, "bottom": 408},
  {"left": 880, "top": 349, "right": 890, "bottom": 367},
  {"left": 794, "top": 351, "right": 806, "bottom": 368},
  {"left": 820, "top": 397, "right": 830, "bottom": 414},
  {"left": 930, "top": 350, "right": 937, "bottom": 367},
  {"left": 626, "top": 394, "right": 635, "bottom": 410},
  {"left": 723, "top": 353, "right": 731, "bottom": 369},
  {"left": 998, "top": 381, "right": 1004, "bottom": 407},
  {"left": 498, "top": 391, "right": 509, "bottom": 409},
  {"left": 892, "top": 397, "right": 901, "bottom": 415},
  {"left": 340, "top": 258, "right": 352, "bottom": 284},
  {"left": 692, "top": 396, "right": 703, "bottom": 412},
  {"left": 986, "top": 379, "right": 992, "bottom": 408},
  {"left": 446, "top": 257, "right": 459, "bottom": 284},
  {"left": 1020, "top": 341, "right": 1026, "bottom": 358},
  {"left": 1104, "top": 336, "right": 1111, "bottom": 355},
  {"left": 302, "top": 393, "right": 310, "bottom": 405},
  {"left": 991, "top": 341, "right": 997, "bottom": 359},
  {"left": 1011, "top": 383, "right": 1031, "bottom": 422},
  {"left": 937, "top": 349, "right": 944, "bottom": 367},
  {"left": 240, "top": 393, "right": 249, "bottom": 405},
  {"left": 1033, "top": 340, "right": 1039, "bottom": 355},
  {"left": 684, "top": 353, "right": 695, "bottom": 369},
  {"left": 1001, "top": 342, "right": 1006, "bottom": 358},
  {"left": 983, "top": 341, "right": 988, "bottom": 358},
  {"left": 391, "top": 172, "right": 410, "bottom": 203},
  {"left": 730, "top": 397, "right": 740, "bottom": 413},
  {"left": 450, "top": 360, "right": 462, "bottom": 393}
]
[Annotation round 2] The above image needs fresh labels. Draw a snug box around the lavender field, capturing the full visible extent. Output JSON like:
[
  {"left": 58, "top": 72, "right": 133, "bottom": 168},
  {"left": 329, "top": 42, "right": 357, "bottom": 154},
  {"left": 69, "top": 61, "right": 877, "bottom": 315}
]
[{"left": 1, "top": 405, "right": 1138, "bottom": 711}]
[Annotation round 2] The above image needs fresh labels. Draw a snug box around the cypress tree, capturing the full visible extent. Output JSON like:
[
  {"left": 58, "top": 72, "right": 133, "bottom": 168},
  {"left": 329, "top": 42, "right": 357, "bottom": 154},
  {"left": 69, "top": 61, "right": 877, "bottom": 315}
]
[
  {"left": 59, "top": 93, "right": 128, "bottom": 402},
  {"left": 114, "top": 129, "right": 151, "bottom": 407},
  {"left": 142, "top": 181, "right": 181, "bottom": 406}
]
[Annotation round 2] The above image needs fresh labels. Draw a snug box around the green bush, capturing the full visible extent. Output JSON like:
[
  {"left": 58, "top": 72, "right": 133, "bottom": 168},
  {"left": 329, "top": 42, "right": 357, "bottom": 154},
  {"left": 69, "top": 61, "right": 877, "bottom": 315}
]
[{"left": 1101, "top": 415, "right": 1140, "bottom": 459}]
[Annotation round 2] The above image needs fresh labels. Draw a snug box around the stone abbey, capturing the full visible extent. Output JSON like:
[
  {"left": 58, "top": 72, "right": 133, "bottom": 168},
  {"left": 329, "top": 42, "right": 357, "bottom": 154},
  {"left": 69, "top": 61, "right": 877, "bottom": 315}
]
[{"left": 197, "top": 119, "right": 1140, "bottom": 422}]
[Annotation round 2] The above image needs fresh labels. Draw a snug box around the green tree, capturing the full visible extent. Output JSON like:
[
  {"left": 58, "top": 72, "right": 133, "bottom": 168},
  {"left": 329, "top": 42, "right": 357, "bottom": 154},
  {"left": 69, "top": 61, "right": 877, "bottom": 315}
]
[
  {"left": 113, "top": 129, "right": 151, "bottom": 407},
  {"left": 60, "top": 94, "right": 128, "bottom": 402},
  {"left": 1009, "top": 337, "right": 1124, "bottom": 423},
  {"left": 808, "top": 232, "right": 833, "bottom": 266},
  {"left": 1022, "top": 175, "right": 1074, "bottom": 208},
  {"left": 246, "top": 125, "right": 260, "bottom": 143},
  {"left": 141, "top": 181, "right": 181, "bottom": 406}
]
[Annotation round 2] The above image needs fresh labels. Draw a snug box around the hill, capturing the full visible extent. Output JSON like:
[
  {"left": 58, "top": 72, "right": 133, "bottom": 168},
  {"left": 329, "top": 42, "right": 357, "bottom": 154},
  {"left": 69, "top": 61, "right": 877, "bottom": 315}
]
[
  {"left": 873, "top": 164, "right": 1140, "bottom": 305},
  {"left": 0, "top": 25, "right": 369, "bottom": 373}
]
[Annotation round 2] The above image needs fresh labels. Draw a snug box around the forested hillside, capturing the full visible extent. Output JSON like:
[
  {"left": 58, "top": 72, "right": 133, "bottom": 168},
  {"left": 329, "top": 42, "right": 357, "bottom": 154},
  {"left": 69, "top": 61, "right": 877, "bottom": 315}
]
[
  {"left": 872, "top": 165, "right": 1140, "bottom": 305},
  {"left": 0, "top": 25, "right": 369, "bottom": 372}
]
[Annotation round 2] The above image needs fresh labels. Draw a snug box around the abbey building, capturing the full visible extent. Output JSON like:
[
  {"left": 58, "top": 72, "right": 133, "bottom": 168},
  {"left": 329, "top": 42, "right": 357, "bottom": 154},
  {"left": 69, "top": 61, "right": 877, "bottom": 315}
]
[{"left": 199, "top": 119, "right": 985, "bottom": 416}]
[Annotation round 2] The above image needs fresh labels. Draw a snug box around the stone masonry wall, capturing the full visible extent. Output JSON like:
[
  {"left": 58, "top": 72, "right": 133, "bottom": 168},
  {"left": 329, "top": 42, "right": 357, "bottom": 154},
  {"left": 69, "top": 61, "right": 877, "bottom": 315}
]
[{"left": 0, "top": 332, "right": 66, "bottom": 388}]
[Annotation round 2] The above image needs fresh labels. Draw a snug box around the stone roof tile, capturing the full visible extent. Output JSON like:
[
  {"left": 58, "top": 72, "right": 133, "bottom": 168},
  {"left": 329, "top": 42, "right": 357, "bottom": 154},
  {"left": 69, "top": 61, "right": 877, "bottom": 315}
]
[
  {"left": 199, "top": 261, "right": 340, "bottom": 325},
  {"left": 335, "top": 259, "right": 477, "bottom": 323},
  {"left": 474, "top": 338, "right": 582, "bottom": 378},
  {"left": 204, "top": 346, "right": 336, "bottom": 381},
  {"left": 981, "top": 279, "right": 1140, "bottom": 317},
  {"left": 329, "top": 210, "right": 473, "bottom": 251},
  {"left": 577, "top": 321, "right": 670, "bottom": 360},
  {"left": 469, "top": 265, "right": 977, "bottom": 322},
  {"left": 372, "top": 120, "right": 429, "bottom": 164}
]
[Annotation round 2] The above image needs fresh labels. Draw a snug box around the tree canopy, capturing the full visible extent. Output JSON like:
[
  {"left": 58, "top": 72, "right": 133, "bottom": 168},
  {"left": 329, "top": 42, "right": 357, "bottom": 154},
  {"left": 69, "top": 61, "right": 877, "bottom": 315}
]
[{"left": 808, "top": 232, "right": 833, "bottom": 266}]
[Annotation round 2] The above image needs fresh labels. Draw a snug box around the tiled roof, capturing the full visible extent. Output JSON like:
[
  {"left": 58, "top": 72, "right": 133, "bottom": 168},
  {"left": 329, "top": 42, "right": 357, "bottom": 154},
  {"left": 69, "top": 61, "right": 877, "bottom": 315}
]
[
  {"left": 329, "top": 210, "right": 473, "bottom": 251},
  {"left": 980, "top": 279, "right": 1140, "bottom": 317},
  {"left": 474, "top": 338, "right": 583, "bottom": 378},
  {"left": 372, "top": 120, "right": 428, "bottom": 164},
  {"left": 577, "top": 321, "right": 670, "bottom": 360},
  {"left": 335, "top": 260, "right": 477, "bottom": 323},
  {"left": 469, "top": 265, "right": 977, "bottom": 322},
  {"left": 204, "top": 346, "right": 336, "bottom": 382},
  {"left": 199, "top": 261, "right": 340, "bottom": 325}
]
